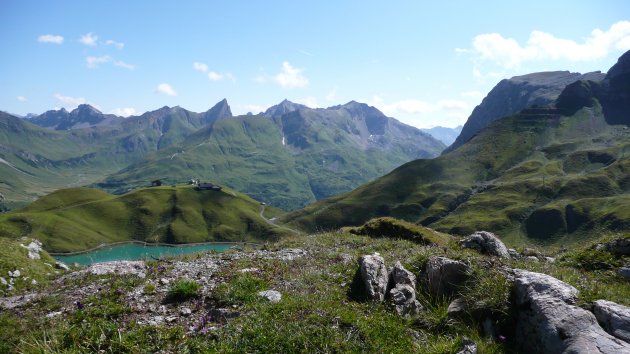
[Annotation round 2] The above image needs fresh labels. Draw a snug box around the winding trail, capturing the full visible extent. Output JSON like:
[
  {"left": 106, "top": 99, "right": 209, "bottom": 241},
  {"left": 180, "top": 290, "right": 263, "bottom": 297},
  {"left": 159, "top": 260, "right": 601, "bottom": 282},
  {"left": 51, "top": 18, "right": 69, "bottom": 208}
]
[{"left": 259, "top": 205, "right": 301, "bottom": 234}]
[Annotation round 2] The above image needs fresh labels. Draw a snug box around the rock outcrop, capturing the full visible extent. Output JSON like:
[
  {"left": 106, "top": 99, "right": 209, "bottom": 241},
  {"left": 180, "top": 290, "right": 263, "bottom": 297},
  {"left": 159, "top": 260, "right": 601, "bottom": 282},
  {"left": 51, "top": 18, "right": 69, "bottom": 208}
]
[
  {"left": 444, "top": 70, "right": 605, "bottom": 153},
  {"left": 596, "top": 238, "right": 630, "bottom": 256},
  {"left": 422, "top": 256, "right": 470, "bottom": 297},
  {"left": 20, "top": 239, "right": 43, "bottom": 260},
  {"left": 358, "top": 254, "right": 388, "bottom": 301},
  {"left": 593, "top": 300, "right": 630, "bottom": 343},
  {"left": 460, "top": 231, "right": 510, "bottom": 258},
  {"left": 258, "top": 290, "right": 282, "bottom": 303},
  {"left": 388, "top": 261, "right": 422, "bottom": 316},
  {"left": 512, "top": 269, "right": 630, "bottom": 353}
]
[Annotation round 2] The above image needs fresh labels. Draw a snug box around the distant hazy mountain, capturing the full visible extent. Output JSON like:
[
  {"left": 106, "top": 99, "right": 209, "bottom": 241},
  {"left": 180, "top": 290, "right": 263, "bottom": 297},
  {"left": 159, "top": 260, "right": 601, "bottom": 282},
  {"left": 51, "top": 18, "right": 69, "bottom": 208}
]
[
  {"left": 28, "top": 104, "right": 125, "bottom": 130},
  {"left": 444, "top": 70, "right": 606, "bottom": 154},
  {"left": 421, "top": 125, "right": 463, "bottom": 146},
  {"left": 98, "top": 100, "right": 445, "bottom": 210},
  {"left": 1, "top": 99, "right": 443, "bottom": 210},
  {"left": 282, "top": 50, "right": 630, "bottom": 245}
]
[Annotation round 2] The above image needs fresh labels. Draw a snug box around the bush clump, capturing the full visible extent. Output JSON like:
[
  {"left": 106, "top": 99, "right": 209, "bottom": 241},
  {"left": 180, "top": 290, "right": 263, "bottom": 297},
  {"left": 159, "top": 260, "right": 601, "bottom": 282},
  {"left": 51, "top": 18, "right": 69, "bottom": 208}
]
[{"left": 165, "top": 279, "right": 200, "bottom": 303}]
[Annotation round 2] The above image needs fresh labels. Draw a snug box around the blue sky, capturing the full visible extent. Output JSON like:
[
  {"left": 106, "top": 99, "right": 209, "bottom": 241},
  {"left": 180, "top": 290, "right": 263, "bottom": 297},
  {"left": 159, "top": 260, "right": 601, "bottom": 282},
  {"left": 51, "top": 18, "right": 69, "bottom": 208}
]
[{"left": 1, "top": 1, "right": 629, "bottom": 128}]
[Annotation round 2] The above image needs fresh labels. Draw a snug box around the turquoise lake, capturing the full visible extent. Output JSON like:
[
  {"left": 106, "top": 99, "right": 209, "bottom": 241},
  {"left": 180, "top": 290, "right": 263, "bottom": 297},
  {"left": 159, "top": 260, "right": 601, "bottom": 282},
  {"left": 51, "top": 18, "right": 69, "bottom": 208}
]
[{"left": 54, "top": 243, "right": 235, "bottom": 266}]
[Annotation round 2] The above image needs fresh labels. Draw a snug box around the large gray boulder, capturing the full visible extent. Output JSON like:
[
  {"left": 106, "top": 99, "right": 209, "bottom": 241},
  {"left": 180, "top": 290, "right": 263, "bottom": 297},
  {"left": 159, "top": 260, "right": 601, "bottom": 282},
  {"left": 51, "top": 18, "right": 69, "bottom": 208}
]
[
  {"left": 460, "top": 231, "right": 510, "bottom": 258},
  {"left": 513, "top": 269, "right": 630, "bottom": 353},
  {"left": 358, "top": 253, "right": 388, "bottom": 301},
  {"left": 593, "top": 300, "right": 630, "bottom": 343},
  {"left": 422, "top": 256, "right": 470, "bottom": 297},
  {"left": 596, "top": 238, "right": 630, "bottom": 256},
  {"left": 620, "top": 266, "right": 630, "bottom": 281},
  {"left": 388, "top": 261, "right": 422, "bottom": 316}
]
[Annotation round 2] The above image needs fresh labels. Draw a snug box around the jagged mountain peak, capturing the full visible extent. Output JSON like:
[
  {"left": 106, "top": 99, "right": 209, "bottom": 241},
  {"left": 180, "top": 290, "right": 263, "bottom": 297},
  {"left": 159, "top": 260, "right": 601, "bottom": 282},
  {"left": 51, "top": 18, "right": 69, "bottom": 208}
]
[
  {"left": 71, "top": 104, "right": 102, "bottom": 116},
  {"left": 606, "top": 49, "right": 630, "bottom": 81},
  {"left": 263, "top": 99, "right": 308, "bottom": 117}
]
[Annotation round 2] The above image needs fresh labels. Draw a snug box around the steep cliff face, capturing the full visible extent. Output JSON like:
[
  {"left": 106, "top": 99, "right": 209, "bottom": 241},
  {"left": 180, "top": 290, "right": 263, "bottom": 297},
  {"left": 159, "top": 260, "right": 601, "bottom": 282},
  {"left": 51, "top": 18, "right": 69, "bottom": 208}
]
[{"left": 444, "top": 71, "right": 605, "bottom": 154}]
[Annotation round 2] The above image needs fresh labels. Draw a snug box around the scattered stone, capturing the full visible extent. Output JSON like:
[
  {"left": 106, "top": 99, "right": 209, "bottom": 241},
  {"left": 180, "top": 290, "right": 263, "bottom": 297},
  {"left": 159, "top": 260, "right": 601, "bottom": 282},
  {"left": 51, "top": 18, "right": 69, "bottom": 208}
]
[
  {"left": 0, "top": 293, "right": 40, "bottom": 309},
  {"left": 508, "top": 248, "right": 520, "bottom": 259},
  {"left": 31, "top": 279, "right": 37, "bottom": 285},
  {"left": 338, "top": 253, "right": 354, "bottom": 265},
  {"left": 55, "top": 261, "right": 70, "bottom": 271},
  {"left": 447, "top": 298, "right": 467, "bottom": 319},
  {"left": 544, "top": 257, "right": 556, "bottom": 263},
  {"left": 238, "top": 268, "right": 260, "bottom": 273},
  {"left": 460, "top": 231, "right": 510, "bottom": 258},
  {"left": 166, "top": 315, "right": 178, "bottom": 323},
  {"left": 0, "top": 277, "right": 7, "bottom": 286},
  {"left": 593, "top": 300, "right": 630, "bottom": 343},
  {"left": 456, "top": 337, "right": 477, "bottom": 354},
  {"left": 208, "top": 308, "right": 241, "bottom": 322},
  {"left": 595, "top": 238, "right": 630, "bottom": 256},
  {"left": 512, "top": 269, "right": 630, "bottom": 353},
  {"left": 620, "top": 266, "right": 630, "bottom": 281},
  {"left": 149, "top": 316, "right": 164, "bottom": 326},
  {"left": 277, "top": 248, "right": 307, "bottom": 261},
  {"left": 358, "top": 253, "right": 388, "bottom": 301},
  {"left": 46, "top": 311, "right": 63, "bottom": 318},
  {"left": 67, "top": 261, "right": 147, "bottom": 278},
  {"left": 20, "top": 239, "right": 43, "bottom": 260},
  {"left": 8, "top": 270, "right": 21, "bottom": 278},
  {"left": 387, "top": 261, "right": 422, "bottom": 316},
  {"left": 180, "top": 307, "right": 192, "bottom": 317},
  {"left": 258, "top": 290, "right": 282, "bottom": 303},
  {"left": 525, "top": 256, "right": 539, "bottom": 262},
  {"left": 159, "top": 278, "right": 170, "bottom": 285},
  {"left": 422, "top": 256, "right": 470, "bottom": 297}
]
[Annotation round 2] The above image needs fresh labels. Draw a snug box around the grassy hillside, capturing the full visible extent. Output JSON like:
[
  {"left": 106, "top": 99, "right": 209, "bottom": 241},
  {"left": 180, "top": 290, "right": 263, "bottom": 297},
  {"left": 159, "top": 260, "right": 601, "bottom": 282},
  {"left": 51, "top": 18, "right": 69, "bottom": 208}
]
[
  {"left": 282, "top": 103, "right": 630, "bottom": 247},
  {"left": 0, "top": 185, "right": 290, "bottom": 253}
]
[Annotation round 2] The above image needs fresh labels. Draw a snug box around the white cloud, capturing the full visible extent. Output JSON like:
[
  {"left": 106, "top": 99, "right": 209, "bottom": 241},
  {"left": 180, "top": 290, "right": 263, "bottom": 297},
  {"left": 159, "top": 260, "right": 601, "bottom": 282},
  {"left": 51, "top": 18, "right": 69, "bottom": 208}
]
[
  {"left": 109, "top": 107, "right": 136, "bottom": 117},
  {"left": 461, "top": 90, "right": 483, "bottom": 98},
  {"left": 295, "top": 97, "right": 319, "bottom": 108},
  {"left": 86, "top": 55, "right": 112, "bottom": 68},
  {"left": 38, "top": 34, "right": 64, "bottom": 44},
  {"left": 114, "top": 60, "right": 135, "bottom": 70},
  {"left": 16, "top": 96, "right": 27, "bottom": 102},
  {"left": 54, "top": 93, "right": 86, "bottom": 108},
  {"left": 367, "top": 96, "right": 471, "bottom": 128},
  {"left": 105, "top": 39, "right": 124, "bottom": 49},
  {"left": 207, "top": 71, "right": 223, "bottom": 81},
  {"left": 193, "top": 62, "right": 208, "bottom": 72},
  {"left": 79, "top": 32, "right": 98, "bottom": 46},
  {"left": 156, "top": 83, "right": 177, "bottom": 97},
  {"left": 298, "top": 49, "right": 314, "bottom": 56},
  {"left": 274, "top": 61, "right": 309, "bottom": 88},
  {"left": 467, "top": 21, "right": 630, "bottom": 68}
]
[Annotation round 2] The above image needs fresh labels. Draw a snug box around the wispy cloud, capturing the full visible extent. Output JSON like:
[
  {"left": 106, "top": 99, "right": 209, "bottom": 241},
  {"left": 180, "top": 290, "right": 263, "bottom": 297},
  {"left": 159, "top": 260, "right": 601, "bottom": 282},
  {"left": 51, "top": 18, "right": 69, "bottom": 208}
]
[
  {"left": 105, "top": 39, "right": 124, "bottom": 49},
  {"left": 368, "top": 95, "right": 470, "bottom": 127},
  {"left": 461, "top": 90, "right": 483, "bottom": 98},
  {"left": 193, "top": 62, "right": 208, "bottom": 72},
  {"left": 109, "top": 107, "right": 136, "bottom": 117},
  {"left": 54, "top": 93, "right": 86, "bottom": 108},
  {"left": 79, "top": 32, "right": 98, "bottom": 46},
  {"left": 295, "top": 96, "right": 319, "bottom": 108},
  {"left": 38, "top": 34, "right": 64, "bottom": 44},
  {"left": 463, "top": 21, "right": 630, "bottom": 69},
  {"left": 114, "top": 60, "right": 135, "bottom": 70},
  {"left": 326, "top": 87, "right": 338, "bottom": 102},
  {"left": 16, "top": 96, "right": 27, "bottom": 102},
  {"left": 207, "top": 71, "right": 223, "bottom": 81},
  {"left": 86, "top": 55, "right": 112, "bottom": 68},
  {"left": 298, "top": 49, "right": 314, "bottom": 57},
  {"left": 274, "top": 61, "right": 309, "bottom": 89},
  {"left": 156, "top": 83, "right": 177, "bottom": 96}
]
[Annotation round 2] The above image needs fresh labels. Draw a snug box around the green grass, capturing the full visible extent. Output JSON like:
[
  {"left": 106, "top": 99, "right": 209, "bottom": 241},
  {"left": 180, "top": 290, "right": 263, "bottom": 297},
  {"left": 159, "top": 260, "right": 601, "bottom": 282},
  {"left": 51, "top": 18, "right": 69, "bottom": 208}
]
[
  {"left": 165, "top": 279, "right": 200, "bottom": 302},
  {"left": 0, "top": 185, "right": 292, "bottom": 252},
  {"left": 0, "top": 237, "right": 58, "bottom": 295}
]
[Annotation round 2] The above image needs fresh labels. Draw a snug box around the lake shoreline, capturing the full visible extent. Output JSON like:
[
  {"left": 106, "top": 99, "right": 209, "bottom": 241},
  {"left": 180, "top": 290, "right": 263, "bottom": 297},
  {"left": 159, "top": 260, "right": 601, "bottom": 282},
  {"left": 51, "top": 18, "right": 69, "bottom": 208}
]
[{"left": 48, "top": 240, "right": 264, "bottom": 256}]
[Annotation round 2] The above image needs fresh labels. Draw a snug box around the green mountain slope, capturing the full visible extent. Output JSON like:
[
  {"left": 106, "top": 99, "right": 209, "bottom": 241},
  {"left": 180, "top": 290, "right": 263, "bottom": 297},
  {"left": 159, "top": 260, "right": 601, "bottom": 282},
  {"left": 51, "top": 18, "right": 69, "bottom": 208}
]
[
  {"left": 0, "top": 185, "right": 289, "bottom": 253},
  {"left": 282, "top": 51, "right": 630, "bottom": 247},
  {"left": 97, "top": 101, "right": 445, "bottom": 210}
]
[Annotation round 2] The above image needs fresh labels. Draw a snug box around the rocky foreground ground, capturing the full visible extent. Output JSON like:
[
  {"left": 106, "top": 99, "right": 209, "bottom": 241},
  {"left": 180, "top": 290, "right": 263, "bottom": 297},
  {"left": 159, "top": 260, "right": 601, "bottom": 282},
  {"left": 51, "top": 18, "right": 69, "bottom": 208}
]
[{"left": 1, "top": 226, "right": 629, "bottom": 353}]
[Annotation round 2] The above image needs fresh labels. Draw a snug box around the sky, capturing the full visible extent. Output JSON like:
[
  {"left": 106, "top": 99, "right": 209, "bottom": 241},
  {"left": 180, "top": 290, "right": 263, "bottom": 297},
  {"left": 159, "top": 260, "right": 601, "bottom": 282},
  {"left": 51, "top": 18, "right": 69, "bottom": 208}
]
[{"left": 1, "top": 1, "right": 629, "bottom": 129}]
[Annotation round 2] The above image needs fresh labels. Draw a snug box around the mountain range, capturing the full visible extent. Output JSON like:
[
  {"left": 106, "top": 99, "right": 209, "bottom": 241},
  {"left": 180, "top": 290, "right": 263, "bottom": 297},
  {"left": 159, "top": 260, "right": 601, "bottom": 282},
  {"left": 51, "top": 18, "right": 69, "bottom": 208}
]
[
  {"left": 282, "top": 50, "right": 630, "bottom": 247},
  {"left": 0, "top": 99, "right": 444, "bottom": 210}
]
